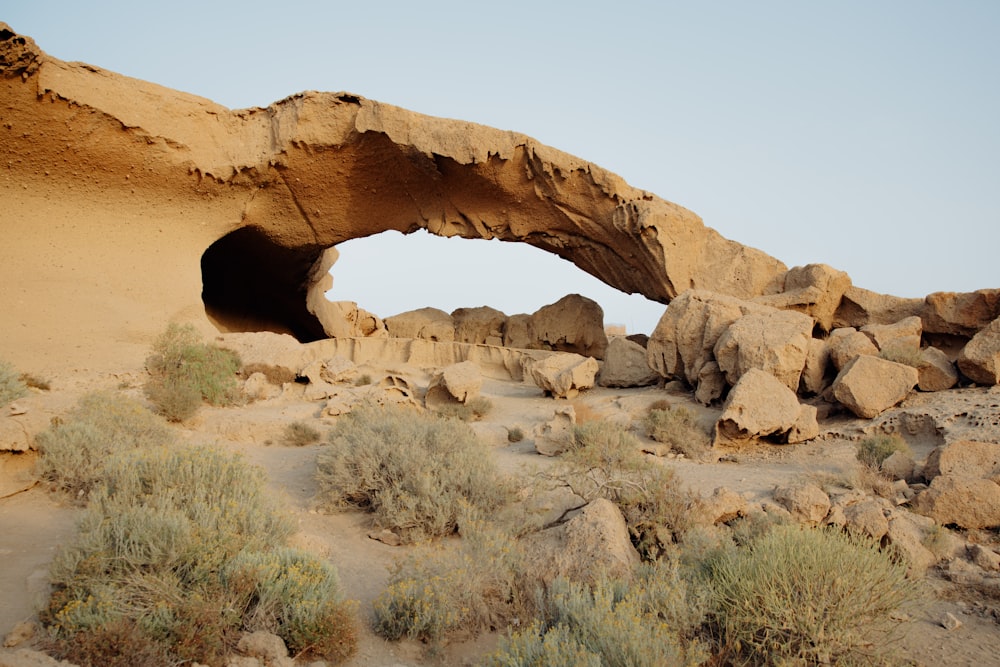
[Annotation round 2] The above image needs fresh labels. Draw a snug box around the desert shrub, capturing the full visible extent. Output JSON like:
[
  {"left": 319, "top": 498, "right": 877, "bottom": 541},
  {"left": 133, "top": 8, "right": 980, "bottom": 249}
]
[
  {"left": 373, "top": 520, "right": 529, "bottom": 644},
  {"left": 19, "top": 372, "right": 50, "bottom": 391},
  {"left": 223, "top": 547, "right": 356, "bottom": 660},
  {"left": 507, "top": 426, "right": 525, "bottom": 443},
  {"left": 241, "top": 362, "right": 296, "bottom": 385},
  {"left": 644, "top": 404, "right": 710, "bottom": 459},
  {"left": 857, "top": 433, "right": 911, "bottom": 468},
  {"left": 706, "top": 524, "right": 918, "bottom": 666},
  {"left": 43, "top": 445, "right": 354, "bottom": 665},
  {"left": 282, "top": 419, "right": 322, "bottom": 446},
  {"left": 144, "top": 323, "right": 242, "bottom": 421},
  {"left": 0, "top": 358, "right": 28, "bottom": 407},
  {"left": 879, "top": 343, "right": 923, "bottom": 368},
  {"left": 557, "top": 421, "right": 698, "bottom": 558},
  {"left": 317, "top": 403, "right": 511, "bottom": 542},
  {"left": 35, "top": 391, "right": 172, "bottom": 500},
  {"left": 485, "top": 562, "right": 707, "bottom": 667},
  {"left": 353, "top": 373, "right": 373, "bottom": 386},
  {"left": 435, "top": 395, "right": 494, "bottom": 422}
]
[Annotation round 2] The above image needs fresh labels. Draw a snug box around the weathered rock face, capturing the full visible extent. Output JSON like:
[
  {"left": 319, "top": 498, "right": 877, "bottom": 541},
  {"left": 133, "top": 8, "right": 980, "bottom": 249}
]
[
  {"left": 0, "top": 24, "right": 790, "bottom": 371},
  {"left": 452, "top": 306, "right": 506, "bottom": 346},
  {"left": 384, "top": 308, "right": 455, "bottom": 342}
]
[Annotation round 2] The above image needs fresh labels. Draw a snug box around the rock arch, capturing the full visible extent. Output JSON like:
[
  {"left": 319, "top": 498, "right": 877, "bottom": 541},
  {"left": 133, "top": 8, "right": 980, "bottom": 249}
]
[{"left": 0, "top": 24, "right": 788, "bottom": 368}]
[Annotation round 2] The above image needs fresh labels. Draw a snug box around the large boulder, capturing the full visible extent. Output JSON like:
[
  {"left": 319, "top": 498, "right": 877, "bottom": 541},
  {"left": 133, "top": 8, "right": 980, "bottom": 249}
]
[
  {"left": 922, "top": 289, "right": 1000, "bottom": 337},
  {"left": 861, "top": 315, "right": 922, "bottom": 355},
  {"left": 831, "top": 355, "right": 919, "bottom": 418},
  {"left": 597, "top": 336, "right": 659, "bottom": 388},
  {"left": 916, "top": 346, "right": 959, "bottom": 392},
  {"left": 773, "top": 483, "right": 831, "bottom": 525},
  {"left": 755, "top": 263, "right": 851, "bottom": 332},
  {"left": 534, "top": 406, "right": 577, "bottom": 456},
  {"left": 799, "top": 337, "right": 831, "bottom": 395},
  {"left": 911, "top": 475, "right": 1000, "bottom": 530},
  {"left": 833, "top": 287, "right": 924, "bottom": 329},
  {"left": 425, "top": 360, "right": 482, "bottom": 406},
  {"left": 526, "top": 353, "right": 600, "bottom": 399},
  {"left": 503, "top": 314, "right": 532, "bottom": 349},
  {"left": 827, "top": 328, "right": 879, "bottom": 371},
  {"left": 713, "top": 308, "right": 814, "bottom": 391},
  {"left": 924, "top": 440, "right": 1000, "bottom": 480},
  {"left": 647, "top": 290, "right": 768, "bottom": 389},
  {"left": 452, "top": 306, "right": 507, "bottom": 346},
  {"left": 527, "top": 294, "right": 608, "bottom": 359},
  {"left": 714, "top": 369, "right": 818, "bottom": 445},
  {"left": 384, "top": 307, "right": 455, "bottom": 342},
  {"left": 957, "top": 316, "right": 1000, "bottom": 385}
]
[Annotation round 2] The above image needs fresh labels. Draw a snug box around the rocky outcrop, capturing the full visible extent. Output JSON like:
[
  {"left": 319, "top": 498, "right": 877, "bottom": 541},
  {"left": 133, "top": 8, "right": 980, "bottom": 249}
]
[
  {"left": 0, "top": 23, "right": 790, "bottom": 371},
  {"left": 452, "top": 306, "right": 506, "bottom": 346},
  {"left": 526, "top": 294, "right": 608, "bottom": 360},
  {"left": 713, "top": 309, "right": 813, "bottom": 391},
  {"left": 425, "top": 360, "right": 482, "bottom": 405},
  {"left": 831, "top": 356, "right": 919, "bottom": 418},
  {"left": 385, "top": 308, "right": 456, "bottom": 342},
  {"left": 596, "top": 337, "right": 659, "bottom": 388}
]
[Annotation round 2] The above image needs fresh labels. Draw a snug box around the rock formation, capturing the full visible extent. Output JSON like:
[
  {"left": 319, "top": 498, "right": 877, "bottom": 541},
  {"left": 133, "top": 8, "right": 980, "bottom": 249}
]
[{"left": 0, "top": 23, "right": 788, "bottom": 371}]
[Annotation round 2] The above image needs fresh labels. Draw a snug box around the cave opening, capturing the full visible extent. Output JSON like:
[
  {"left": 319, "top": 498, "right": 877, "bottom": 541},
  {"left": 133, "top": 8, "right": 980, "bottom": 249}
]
[{"left": 200, "top": 226, "right": 328, "bottom": 342}]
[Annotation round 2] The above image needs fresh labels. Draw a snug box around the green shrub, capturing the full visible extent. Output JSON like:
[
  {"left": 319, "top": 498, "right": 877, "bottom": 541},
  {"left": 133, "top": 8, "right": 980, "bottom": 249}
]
[
  {"left": 0, "top": 358, "right": 28, "bottom": 407},
  {"left": 707, "top": 524, "right": 919, "bottom": 666},
  {"left": 144, "top": 323, "right": 242, "bottom": 421},
  {"left": 282, "top": 420, "right": 322, "bottom": 446},
  {"left": 558, "top": 421, "right": 697, "bottom": 558},
  {"left": 317, "top": 403, "right": 511, "bottom": 542},
  {"left": 856, "top": 433, "right": 911, "bottom": 468},
  {"left": 42, "top": 445, "right": 356, "bottom": 665},
  {"left": 373, "top": 520, "right": 528, "bottom": 644},
  {"left": 643, "top": 404, "right": 710, "bottom": 459},
  {"left": 485, "top": 563, "right": 707, "bottom": 667},
  {"left": 36, "top": 391, "right": 172, "bottom": 500}
]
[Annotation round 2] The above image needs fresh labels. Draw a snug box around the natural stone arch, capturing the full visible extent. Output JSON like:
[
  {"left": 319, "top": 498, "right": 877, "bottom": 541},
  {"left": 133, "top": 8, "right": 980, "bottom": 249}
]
[{"left": 0, "top": 23, "right": 790, "bottom": 368}]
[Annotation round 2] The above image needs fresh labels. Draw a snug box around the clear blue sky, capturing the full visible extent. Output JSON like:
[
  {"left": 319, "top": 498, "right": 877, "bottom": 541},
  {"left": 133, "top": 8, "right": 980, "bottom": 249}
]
[{"left": 7, "top": 1, "right": 999, "bottom": 334}]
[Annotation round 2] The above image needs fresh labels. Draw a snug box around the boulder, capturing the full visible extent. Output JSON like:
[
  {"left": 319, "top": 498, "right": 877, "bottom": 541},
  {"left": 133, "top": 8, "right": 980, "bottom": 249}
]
[
  {"left": 755, "top": 263, "right": 851, "bottom": 332},
  {"left": 647, "top": 290, "right": 768, "bottom": 388},
  {"left": 425, "top": 360, "right": 482, "bottom": 406},
  {"left": 922, "top": 289, "right": 1000, "bottom": 337},
  {"left": 832, "top": 287, "right": 924, "bottom": 329},
  {"left": 699, "top": 486, "right": 748, "bottom": 525},
  {"left": 527, "top": 353, "right": 599, "bottom": 399},
  {"left": 923, "top": 440, "right": 1000, "bottom": 480},
  {"left": 843, "top": 499, "right": 889, "bottom": 540},
  {"left": 860, "top": 316, "right": 923, "bottom": 354},
  {"left": 911, "top": 475, "right": 1000, "bottom": 529},
  {"left": 503, "top": 314, "right": 532, "bottom": 349},
  {"left": 880, "top": 449, "right": 916, "bottom": 482},
  {"left": 694, "top": 360, "right": 728, "bottom": 405},
  {"left": 452, "top": 306, "right": 507, "bottom": 346},
  {"left": 886, "top": 513, "right": 937, "bottom": 575},
  {"left": 831, "top": 355, "right": 919, "bottom": 419},
  {"left": 957, "top": 316, "right": 1000, "bottom": 385},
  {"left": 799, "top": 336, "right": 831, "bottom": 395},
  {"left": 714, "top": 369, "right": 818, "bottom": 445},
  {"left": 773, "top": 483, "right": 831, "bottom": 525},
  {"left": 311, "top": 299, "right": 387, "bottom": 339},
  {"left": 236, "top": 631, "right": 289, "bottom": 663},
  {"left": 968, "top": 544, "right": 1000, "bottom": 572},
  {"left": 916, "top": 346, "right": 959, "bottom": 392},
  {"left": 597, "top": 337, "right": 659, "bottom": 388},
  {"left": 714, "top": 308, "right": 814, "bottom": 391},
  {"left": 533, "top": 406, "right": 577, "bottom": 456},
  {"left": 827, "top": 328, "right": 879, "bottom": 371},
  {"left": 523, "top": 498, "right": 640, "bottom": 585},
  {"left": 384, "top": 307, "right": 455, "bottom": 342},
  {"left": 527, "top": 294, "right": 608, "bottom": 360}
]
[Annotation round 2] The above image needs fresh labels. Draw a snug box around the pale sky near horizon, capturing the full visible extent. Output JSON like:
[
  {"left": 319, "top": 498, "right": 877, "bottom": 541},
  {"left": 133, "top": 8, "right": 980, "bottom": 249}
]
[{"left": 7, "top": 2, "right": 998, "bottom": 334}]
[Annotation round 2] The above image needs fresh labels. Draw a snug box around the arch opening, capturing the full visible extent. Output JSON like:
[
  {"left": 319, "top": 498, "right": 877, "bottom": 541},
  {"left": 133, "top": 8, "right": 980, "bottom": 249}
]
[{"left": 200, "top": 226, "right": 328, "bottom": 342}]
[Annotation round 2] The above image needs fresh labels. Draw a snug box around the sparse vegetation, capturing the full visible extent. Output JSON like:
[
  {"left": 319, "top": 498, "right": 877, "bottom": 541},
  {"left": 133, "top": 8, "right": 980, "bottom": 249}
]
[
  {"left": 0, "top": 358, "right": 28, "bottom": 407},
  {"left": 507, "top": 426, "right": 525, "bottom": 443},
  {"left": 485, "top": 562, "right": 708, "bottom": 667},
  {"left": 144, "top": 323, "right": 242, "bottom": 421},
  {"left": 35, "top": 391, "right": 172, "bottom": 500},
  {"left": 354, "top": 373, "right": 373, "bottom": 387},
  {"left": 435, "top": 395, "right": 494, "bottom": 421},
  {"left": 242, "top": 362, "right": 296, "bottom": 386},
  {"left": 644, "top": 402, "right": 710, "bottom": 459},
  {"left": 706, "top": 524, "right": 919, "bottom": 666},
  {"left": 857, "top": 433, "right": 912, "bottom": 468},
  {"left": 42, "top": 444, "right": 355, "bottom": 666},
  {"left": 558, "top": 421, "right": 698, "bottom": 559},
  {"left": 282, "top": 419, "right": 322, "bottom": 446},
  {"left": 373, "top": 520, "right": 529, "bottom": 644},
  {"left": 19, "top": 371, "right": 51, "bottom": 391},
  {"left": 317, "top": 403, "right": 512, "bottom": 542}
]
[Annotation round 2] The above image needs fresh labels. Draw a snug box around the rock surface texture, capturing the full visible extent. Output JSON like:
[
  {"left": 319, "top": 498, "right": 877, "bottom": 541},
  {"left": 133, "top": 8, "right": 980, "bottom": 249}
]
[{"left": 0, "top": 24, "right": 789, "bottom": 371}]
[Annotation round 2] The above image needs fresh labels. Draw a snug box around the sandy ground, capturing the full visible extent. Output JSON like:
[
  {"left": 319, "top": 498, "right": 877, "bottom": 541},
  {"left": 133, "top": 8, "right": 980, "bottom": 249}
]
[{"left": 2, "top": 370, "right": 1000, "bottom": 666}]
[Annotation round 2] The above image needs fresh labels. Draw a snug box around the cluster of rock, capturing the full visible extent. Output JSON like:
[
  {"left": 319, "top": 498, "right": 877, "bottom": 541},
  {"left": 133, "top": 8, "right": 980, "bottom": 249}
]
[{"left": 645, "top": 265, "right": 1000, "bottom": 445}]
